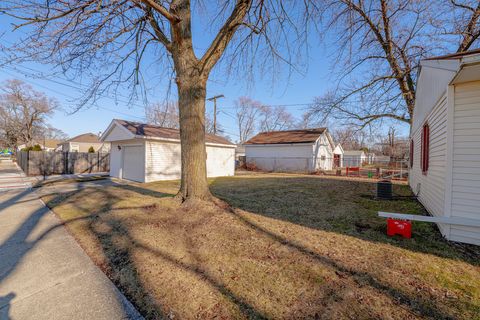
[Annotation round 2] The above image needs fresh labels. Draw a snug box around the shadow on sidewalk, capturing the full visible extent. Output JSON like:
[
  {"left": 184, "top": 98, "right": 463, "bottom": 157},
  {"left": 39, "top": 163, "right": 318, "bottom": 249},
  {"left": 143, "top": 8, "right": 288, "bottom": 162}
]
[{"left": 0, "top": 188, "right": 140, "bottom": 319}]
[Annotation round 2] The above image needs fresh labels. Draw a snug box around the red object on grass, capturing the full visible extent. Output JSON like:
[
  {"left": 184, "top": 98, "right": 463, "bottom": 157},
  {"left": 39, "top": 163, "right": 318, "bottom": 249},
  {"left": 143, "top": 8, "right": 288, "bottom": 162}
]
[
  {"left": 346, "top": 167, "right": 360, "bottom": 176},
  {"left": 387, "top": 218, "right": 412, "bottom": 238}
]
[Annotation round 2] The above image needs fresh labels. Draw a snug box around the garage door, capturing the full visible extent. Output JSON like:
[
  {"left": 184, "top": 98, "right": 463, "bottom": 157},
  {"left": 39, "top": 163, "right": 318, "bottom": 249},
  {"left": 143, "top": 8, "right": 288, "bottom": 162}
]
[{"left": 123, "top": 145, "right": 144, "bottom": 182}]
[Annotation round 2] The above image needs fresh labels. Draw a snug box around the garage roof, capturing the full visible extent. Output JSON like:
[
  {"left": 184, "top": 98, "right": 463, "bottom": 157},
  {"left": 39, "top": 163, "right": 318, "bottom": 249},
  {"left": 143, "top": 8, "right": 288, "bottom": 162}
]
[
  {"left": 424, "top": 48, "right": 480, "bottom": 60},
  {"left": 244, "top": 128, "right": 327, "bottom": 145},
  {"left": 63, "top": 133, "right": 101, "bottom": 144},
  {"left": 114, "top": 119, "right": 234, "bottom": 146}
]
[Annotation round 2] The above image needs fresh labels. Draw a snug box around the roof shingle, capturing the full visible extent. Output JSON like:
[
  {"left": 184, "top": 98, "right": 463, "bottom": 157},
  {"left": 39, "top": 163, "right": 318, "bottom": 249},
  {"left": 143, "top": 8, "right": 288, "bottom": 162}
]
[
  {"left": 116, "top": 119, "right": 234, "bottom": 145},
  {"left": 244, "top": 128, "right": 327, "bottom": 145},
  {"left": 424, "top": 48, "right": 480, "bottom": 61}
]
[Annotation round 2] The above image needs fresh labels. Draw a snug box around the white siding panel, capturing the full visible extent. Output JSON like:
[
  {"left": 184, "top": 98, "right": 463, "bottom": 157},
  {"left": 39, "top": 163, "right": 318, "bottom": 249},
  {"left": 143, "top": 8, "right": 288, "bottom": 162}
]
[
  {"left": 206, "top": 146, "right": 235, "bottom": 177},
  {"left": 412, "top": 61, "right": 458, "bottom": 133},
  {"left": 245, "top": 144, "right": 314, "bottom": 172},
  {"left": 409, "top": 94, "right": 448, "bottom": 236},
  {"left": 104, "top": 124, "right": 133, "bottom": 141},
  {"left": 314, "top": 136, "right": 334, "bottom": 170},
  {"left": 450, "top": 81, "right": 480, "bottom": 245},
  {"left": 145, "top": 140, "right": 182, "bottom": 182},
  {"left": 145, "top": 140, "right": 235, "bottom": 182}
]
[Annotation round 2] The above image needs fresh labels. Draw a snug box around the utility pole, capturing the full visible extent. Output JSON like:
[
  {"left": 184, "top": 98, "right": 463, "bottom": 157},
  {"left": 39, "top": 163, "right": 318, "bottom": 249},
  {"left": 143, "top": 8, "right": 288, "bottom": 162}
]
[{"left": 207, "top": 94, "right": 224, "bottom": 135}]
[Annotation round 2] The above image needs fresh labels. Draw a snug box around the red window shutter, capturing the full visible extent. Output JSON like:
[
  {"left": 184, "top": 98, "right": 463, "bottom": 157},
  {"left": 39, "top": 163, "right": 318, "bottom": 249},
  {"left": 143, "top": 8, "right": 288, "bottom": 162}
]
[
  {"left": 420, "top": 129, "right": 424, "bottom": 171},
  {"left": 421, "top": 124, "right": 430, "bottom": 174},
  {"left": 409, "top": 139, "right": 414, "bottom": 168}
]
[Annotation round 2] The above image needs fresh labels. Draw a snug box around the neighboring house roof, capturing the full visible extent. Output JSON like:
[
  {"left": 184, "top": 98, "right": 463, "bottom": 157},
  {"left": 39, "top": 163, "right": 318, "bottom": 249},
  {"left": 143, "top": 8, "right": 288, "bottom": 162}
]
[
  {"left": 343, "top": 150, "right": 366, "bottom": 156},
  {"left": 43, "top": 139, "right": 61, "bottom": 148},
  {"left": 104, "top": 119, "right": 234, "bottom": 146},
  {"left": 244, "top": 128, "right": 327, "bottom": 145},
  {"left": 62, "top": 133, "right": 102, "bottom": 144},
  {"left": 424, "top": 48, "right": 480, "bottom": 61}
]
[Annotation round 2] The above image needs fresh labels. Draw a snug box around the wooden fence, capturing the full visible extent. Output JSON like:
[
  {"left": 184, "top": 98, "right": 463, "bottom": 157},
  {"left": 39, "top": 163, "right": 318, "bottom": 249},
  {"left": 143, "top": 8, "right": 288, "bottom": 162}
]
[{"left": 16, "top": 151, "right": 110, "bottom": 176}]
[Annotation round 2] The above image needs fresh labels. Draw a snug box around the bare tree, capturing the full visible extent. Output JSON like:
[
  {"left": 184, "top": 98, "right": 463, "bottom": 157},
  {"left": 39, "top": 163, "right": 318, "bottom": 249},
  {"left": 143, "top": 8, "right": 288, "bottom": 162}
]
[
  {"left": 37, "top": 126, "right": 69, "bottom": 141},
  {"left": 146, "top": 102, "right": 179, "bottom": 129},
  {"left": 310, "top": 0, "right": 480, "bottom": 129},
  {"left": 1, "top": 1, "right": 311, "bottom": 203},
  {"left": 258, "top": 105, "right": 294, "bottom": 132},
  {"left": 451, "top": 1, "right": 480, "bottom": 52},
  {"left": 374, "top": 126, "right": 409, "bottom": 158},
  {"left": 234, "top": 96, "right": 260, "bottom": 143},
  {"left": 0, "top": 79, "right": 57, "bottom": 148},
  {"left": 332, "top": 127, "right": 368, "bottom": 151}
]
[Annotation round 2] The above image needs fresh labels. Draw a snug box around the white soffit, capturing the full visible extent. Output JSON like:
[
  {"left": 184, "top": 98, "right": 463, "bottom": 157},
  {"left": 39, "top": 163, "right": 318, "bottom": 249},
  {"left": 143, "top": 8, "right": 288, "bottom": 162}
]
[{"left": 451, "top": 63, "right": 480, "bottom": 84}]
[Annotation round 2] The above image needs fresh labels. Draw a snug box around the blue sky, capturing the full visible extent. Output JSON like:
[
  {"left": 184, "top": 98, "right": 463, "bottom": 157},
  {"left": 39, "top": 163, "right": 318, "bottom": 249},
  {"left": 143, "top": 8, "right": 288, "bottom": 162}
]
[{"left": 0, "top": 8, "right": 408, "bottom": 142}]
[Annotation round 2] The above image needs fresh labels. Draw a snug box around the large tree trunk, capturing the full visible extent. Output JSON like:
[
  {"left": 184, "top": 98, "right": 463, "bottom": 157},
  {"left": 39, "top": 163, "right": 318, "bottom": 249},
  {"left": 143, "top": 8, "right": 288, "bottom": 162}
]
[{"left": 176, "top": 74, "right": 212, "bottom": 203}]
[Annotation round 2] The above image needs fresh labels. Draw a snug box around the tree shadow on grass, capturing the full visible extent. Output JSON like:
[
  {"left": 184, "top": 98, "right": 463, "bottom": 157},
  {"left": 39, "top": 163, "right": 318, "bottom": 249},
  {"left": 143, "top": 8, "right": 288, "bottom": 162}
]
[
  {"left": 84, "top": 181, "right": 467, "bottom": 318},
  {"left": 210, "top": 176, "right": 480, "bottom": 266},
  {"left": 45, "top": 187, "right": 267, "bottom": 319},
  {"left": 30, "top": 177, "right": 479, "bottom": 318},
  {"left": 228, "top": 208, "right": 459, "bottom": 319}
]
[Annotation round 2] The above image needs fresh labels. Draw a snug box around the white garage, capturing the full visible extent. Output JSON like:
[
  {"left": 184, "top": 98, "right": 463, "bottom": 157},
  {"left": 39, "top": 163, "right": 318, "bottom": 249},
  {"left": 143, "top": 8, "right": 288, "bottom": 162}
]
[
  {"left": 244, "top": 128, "right": 336, "bottom": 172},
  {"left": 101, "top": 119, "right": 235, "bottom": 182}
]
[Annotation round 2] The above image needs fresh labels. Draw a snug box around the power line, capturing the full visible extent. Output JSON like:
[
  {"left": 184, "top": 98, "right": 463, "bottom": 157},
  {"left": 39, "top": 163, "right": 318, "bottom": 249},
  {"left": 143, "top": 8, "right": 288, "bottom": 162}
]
[
  {"left": 0, "top": 68, "right": 147, "bottom": 121},
  {"left": 2, "top": 64, "right": 149, "bottom": 111},
  {"left": 221, "top": 102, "right": 313, "bottom": 110}
]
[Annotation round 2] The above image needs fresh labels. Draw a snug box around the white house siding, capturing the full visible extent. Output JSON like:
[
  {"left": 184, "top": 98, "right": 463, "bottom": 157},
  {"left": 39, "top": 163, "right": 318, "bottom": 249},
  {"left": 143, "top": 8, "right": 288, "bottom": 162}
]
[
  {"left": 145, "top": 140, "right": 235, "bottom": 182},
  {"left": 412, "top": 61, "right": 458, "bottom": 133},
  {"left": 145, "top": 140, "right": 182, "bottom": 182},
  {"left": 409, "top": 93, "right": 448, "bottom": 236},
  {"left": 206, "top": 146, "right": 235, "bottom": 177},
  {"left": 109, "top": 139, "right": 145, "bottom": 181},
  {"left": 314, "top": 135, "right": 334, "bottom": 170},
  {"left": 245, "top": 144, "right": 314, "bottom": 172},
  {"left": 450, "top": 81, "right": 480, "bottom": 245}
]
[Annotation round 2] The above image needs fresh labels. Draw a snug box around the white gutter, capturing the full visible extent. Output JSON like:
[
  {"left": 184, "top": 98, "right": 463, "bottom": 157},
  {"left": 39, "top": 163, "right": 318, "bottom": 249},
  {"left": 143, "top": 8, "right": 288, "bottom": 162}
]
[{"left": 134, "top": 135, "right": 236, "bottom": 148}]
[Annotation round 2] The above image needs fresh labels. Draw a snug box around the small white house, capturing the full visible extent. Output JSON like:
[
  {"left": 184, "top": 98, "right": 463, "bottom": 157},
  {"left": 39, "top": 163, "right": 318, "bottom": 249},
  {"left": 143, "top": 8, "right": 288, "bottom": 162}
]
[
  {"left": 244, "top": 128, "right": 335, "bottom": 172},
  {"left": 343, "top": 150, "right": 366, "bottom": 167},
  {"left": 333, "top": 144, "right": 344, "bottom": 168},
  {"left": 410, "top": 48, "right": 480, "bottom": 245},
  {"left": 101, "top": 119, "right": 235, "bottom": 182}
]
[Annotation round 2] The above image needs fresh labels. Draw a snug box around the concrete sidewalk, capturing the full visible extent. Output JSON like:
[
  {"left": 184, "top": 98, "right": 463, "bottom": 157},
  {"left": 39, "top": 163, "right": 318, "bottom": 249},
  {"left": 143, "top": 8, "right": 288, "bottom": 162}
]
[
  {"left": 0, "top": 163, "right": 142, "bottom": 319},
  {"left": 0, "top": 161, "right": 33, "bottom": 191}
]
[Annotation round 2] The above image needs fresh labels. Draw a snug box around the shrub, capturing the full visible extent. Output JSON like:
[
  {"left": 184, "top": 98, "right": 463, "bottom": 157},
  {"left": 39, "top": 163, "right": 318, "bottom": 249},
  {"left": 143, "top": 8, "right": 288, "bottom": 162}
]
[
  {"left": 32, "top": 144, "right": 42, "bottom": 151},
  {"left": 88, "top": 146, "right": 95, "bottom": 153},
  {"left": 245, "top": 162, "right": 260, "bottom": 171}
]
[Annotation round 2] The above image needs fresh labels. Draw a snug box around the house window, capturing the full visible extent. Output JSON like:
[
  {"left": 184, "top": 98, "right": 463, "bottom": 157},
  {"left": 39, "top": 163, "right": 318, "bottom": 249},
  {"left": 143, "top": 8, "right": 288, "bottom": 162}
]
[
  {"left": 420, "top": 123, "right": 430, "bottom": 174},
  {"left": 409, "top": 139, "right": 414, "bottom": 168}
]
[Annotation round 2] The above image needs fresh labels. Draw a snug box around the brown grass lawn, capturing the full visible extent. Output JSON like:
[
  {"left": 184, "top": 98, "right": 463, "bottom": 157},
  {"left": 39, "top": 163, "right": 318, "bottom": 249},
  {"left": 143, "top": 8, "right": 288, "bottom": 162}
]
[{"left": 41, "top": 174, "right": 480, "bottom": 319}]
